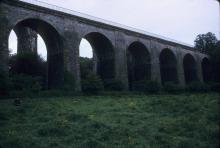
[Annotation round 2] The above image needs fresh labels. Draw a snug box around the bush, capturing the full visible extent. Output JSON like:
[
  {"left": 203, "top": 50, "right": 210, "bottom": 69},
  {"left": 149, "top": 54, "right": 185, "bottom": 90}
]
[
  {"left": 186, "top": 82, "right": 210, "bottom": 92},
  {"left": 80, "top": 57, "right": 93, "bottom": 79},
  {"left": 10, "top": 74, "right": 43, "bottom": 92},
  {"left": 103, "top": 79, "right": 124, "bottom": 91},
  {"left": 31, "top": 82, "right": 42, "bottom": 94},
  {"left": 82, "top": 74, "right": 104, "bottom": 94},
  {"left": 163, "top": 82, "right": 183, "bottom": 93},
  {"left": 133, "top": 80, "right": 160, "bottom": 94},
  {"left": 9, "top": 52, "right": 47, "bottom": 77},
  {"left": 9, "top": 52, "right": 47, "bottom": 89}
]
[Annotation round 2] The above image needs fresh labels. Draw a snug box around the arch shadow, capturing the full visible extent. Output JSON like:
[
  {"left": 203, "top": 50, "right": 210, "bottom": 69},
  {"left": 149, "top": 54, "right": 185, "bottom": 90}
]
[
  {"left": 202, "top": 57, "right": 211, "bottom": 83},
  {"left": 127, "top": 41, "right": 151, "bottom": 90},
  {"left": 183, "top": 54, "right": 198, "bottom": 84},
  {"left": 82, "top": 32, "right": 115, "bottom": 81},
  {"left": 159, "top": 48, "right": 178, "bottom": 85}
]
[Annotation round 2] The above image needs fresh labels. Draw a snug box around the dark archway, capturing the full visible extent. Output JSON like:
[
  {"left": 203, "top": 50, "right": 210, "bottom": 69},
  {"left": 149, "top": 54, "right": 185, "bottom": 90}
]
[
  {"left": 9, "top": 18, "right": 64, "bottom": 89},
  {"left": 183, "top": 54, "right": 198, "bottom": 84},
  {"left": 159, "top": 48, "right": 178, "bottom": 84},
  {"left": 127, "top": 42, "right": 151, "bottom": 90},
  {"left": 82, "top": 32, "right": 115, "bottom": 81},
  {"left": 202, "top": 57, "right": 211, "bottom": 83}
]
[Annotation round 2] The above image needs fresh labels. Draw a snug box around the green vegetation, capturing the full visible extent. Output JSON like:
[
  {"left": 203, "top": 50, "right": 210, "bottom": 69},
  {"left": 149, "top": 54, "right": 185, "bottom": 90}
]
[
  {"left": 0, "top": 93, "right": 219, "bottom": 148},
  {"left": 80, "top": 57, "right": 93, "bottom": 80},
  {"left": 185, "top": 82, "right": 210, "bottom": 93},
  {"left": 133, "top": 80, "right": 160, "bottom": 93},
  {"left": 82, "top": 73, "right": 104, "bottom": 94},
  {"left": 103, "top": 79, "right": 124, "bottom": 91},
  {"left": 194, "top": 32, "right": 218, "bottom": 54},
  {"left": 194, "top": 33, "right": 220, "bottom": 83},
  {"left": 163, "top": 82, "right": 182, "bottom": 94}
]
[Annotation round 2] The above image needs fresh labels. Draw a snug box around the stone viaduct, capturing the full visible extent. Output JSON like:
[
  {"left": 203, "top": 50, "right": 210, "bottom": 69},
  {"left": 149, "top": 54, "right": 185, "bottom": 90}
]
[{"left": 0, "top": 0, "right": 210, "bottom": 91}]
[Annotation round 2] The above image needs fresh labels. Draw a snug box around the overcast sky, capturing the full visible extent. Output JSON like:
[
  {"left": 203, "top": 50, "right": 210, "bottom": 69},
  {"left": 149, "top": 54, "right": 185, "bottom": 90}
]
[{"left": 9, "top": 0, "right": 219, "bottom": 59}]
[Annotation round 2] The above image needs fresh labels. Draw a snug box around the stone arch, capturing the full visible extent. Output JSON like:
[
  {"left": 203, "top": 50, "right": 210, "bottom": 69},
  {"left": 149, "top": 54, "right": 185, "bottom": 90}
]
[
  {"left": 81, "top": 32, "right": 115, "bottom": 81},
  {"left": 202, "top": 57, "right": 211, "bottom": 83},
  {"left": 79, "top": 28, "right": 115, "bottom": 48},
  {"left": 127, "top": 41, "right": 151, "bottom": 90},
  {"left": 183, "top": 53, "right": 198, "bottom": 84},
  {"left": 8, "top": 18, "right": 64, "bottom": 89},
  {"left": 159, "top": 48, "right": 178, "bottom": 84}
]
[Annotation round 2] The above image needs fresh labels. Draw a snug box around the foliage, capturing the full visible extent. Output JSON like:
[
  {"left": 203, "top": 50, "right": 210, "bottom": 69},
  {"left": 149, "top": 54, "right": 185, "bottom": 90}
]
[
  {"left": 9, "top": 52, "right": 47, "bottom": 89},
  {"left": 144, "top": 80, "right": 160, "bottom": 93},
  {"left": 9, "top": 52, "right": 47, "bottom": 77},
  {"left": 103, "top": 79, "right": 124, "bottom": 91},
  {"left": 194, "top": 33, "right": 220, "bottom": 83},
  {"left": 0, "top": 93, "right": 219, "bottom": 147},
  {"left": 82, "top": 73, "right": 104, "bottom": 94},
  {"left": 133, "top": 80, "right": 160, "bottom": 93},
  {"left": 80, "top": 57, "right": 93, "bottom": 79},
  {"left": 194, "top": 32, "right": 217, "bottom": 54},
  {"left": 163, "top": 82, "right": 183, "bottom": 93},
  {"left": 10, "top": 74, "right": 42, "bottom": 93},
  {"left": 186, "top": 82, "right": 210, "bottom": 93}
]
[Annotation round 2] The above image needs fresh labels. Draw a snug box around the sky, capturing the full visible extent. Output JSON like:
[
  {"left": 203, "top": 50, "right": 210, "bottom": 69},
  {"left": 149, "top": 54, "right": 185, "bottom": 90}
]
[{"left": 9, "top": 0, "right": 220, "bottom": 59}]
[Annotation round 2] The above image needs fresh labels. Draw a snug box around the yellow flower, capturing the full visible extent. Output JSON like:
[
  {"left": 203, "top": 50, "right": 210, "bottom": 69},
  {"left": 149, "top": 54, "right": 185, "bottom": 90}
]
[
  {"left": 128, "top": 102, "right": 136, "bottom": 108},
  {"left": 88, "top": 114, "right": 95, "bottom": 120}
]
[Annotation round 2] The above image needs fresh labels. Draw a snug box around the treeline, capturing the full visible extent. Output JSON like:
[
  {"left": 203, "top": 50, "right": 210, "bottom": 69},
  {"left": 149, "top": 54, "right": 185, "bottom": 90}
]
[{"left": 195, "top": 32, "right": 220, "bottom": 83}]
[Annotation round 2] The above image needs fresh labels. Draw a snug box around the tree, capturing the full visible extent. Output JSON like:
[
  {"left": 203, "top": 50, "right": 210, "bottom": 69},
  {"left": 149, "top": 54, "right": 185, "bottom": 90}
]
[
  {"left": 194, "top": 32, "right": 220, "bottom": 83},
  {"left": 194, "top": 32, "right": 218, "bottom": 54}
]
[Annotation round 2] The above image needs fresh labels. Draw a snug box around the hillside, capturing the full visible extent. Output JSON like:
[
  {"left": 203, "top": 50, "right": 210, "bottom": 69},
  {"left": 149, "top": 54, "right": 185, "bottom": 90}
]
[{"left": 0, "top": 93, "right": 219, "bottom": 148}]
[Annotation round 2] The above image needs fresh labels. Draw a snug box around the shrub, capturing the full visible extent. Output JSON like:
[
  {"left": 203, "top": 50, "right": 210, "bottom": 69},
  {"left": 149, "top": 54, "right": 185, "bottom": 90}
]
[
  {"left": 10, "top": 74, "right": 43, "bottom": 92},
  {"left": 133, "top": 80, "right": 160, "bottom": 94},
  {"left": 82, "top": 74, "right": 104, "bottom": 94},
  {"left": 145, "top": 81, "right": 160, "bottom": 93},
  {"left": 31, "top": 81, "right": 42, "bottom": 94},
  {"left": 9, "top": 52, "right": 47, "bottom": 89},
  {"left": 9, "top": 52, "right": 47, "bottom": 77},
  {"left": 163, "top": 82, "right": 183, "bottom": 93},
  {"left": 103, "top": 79, "right": 124, "bottom": 91},
  {"left": 186, "top": 82, "right": 210, "bottom": 92},
  {"left": 80, "top": 57, "right": 93, "bottom": 79}
]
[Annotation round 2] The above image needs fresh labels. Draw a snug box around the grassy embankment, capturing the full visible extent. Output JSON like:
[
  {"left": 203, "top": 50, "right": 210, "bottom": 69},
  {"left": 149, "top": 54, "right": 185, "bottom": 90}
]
[{"left": 0, "top": 93, "right": 219, "bottom": 148}]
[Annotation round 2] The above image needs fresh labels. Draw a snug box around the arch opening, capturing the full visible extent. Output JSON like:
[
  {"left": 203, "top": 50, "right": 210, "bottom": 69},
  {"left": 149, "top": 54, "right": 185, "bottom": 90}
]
[
  {"left": 183, "top": 54, "right": 198, "bottom": 84},
  {"left": 80, "top": 32, "right": 115, "bottom": 82},
  {"left": 127, "top": 42, "right": 151, "bottom": 90},
  {"left": 79, "top": 38, "right": 93, "bottom": 80},
  {"left": 202, "top": 58, "right": 211, "bottom": 83},
  {"left": 159, "top": 48, "right": 178, "bottom": 85},
  {"left": 8, "top": 18, "right": 64, "bottom": 89},
  {"left": 9, "top": 29, "right": 47, "bottom": 60}
]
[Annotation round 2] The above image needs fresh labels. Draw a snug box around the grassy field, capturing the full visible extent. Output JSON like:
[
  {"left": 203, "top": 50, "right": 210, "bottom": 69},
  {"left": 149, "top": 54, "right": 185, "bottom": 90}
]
[{"left": 0, "top": 93, "right": 219, "bottom": 148}]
